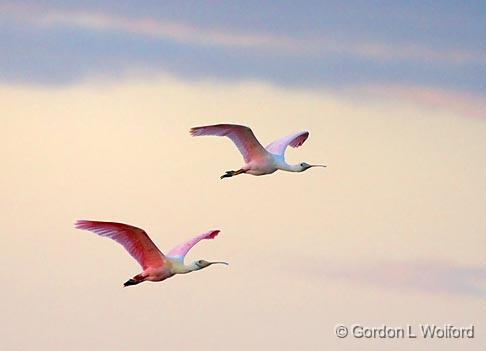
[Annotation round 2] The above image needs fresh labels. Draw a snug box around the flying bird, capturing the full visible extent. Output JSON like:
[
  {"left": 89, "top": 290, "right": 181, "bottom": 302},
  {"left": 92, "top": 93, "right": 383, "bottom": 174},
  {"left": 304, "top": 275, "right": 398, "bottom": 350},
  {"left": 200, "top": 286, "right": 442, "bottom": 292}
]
[
  {"left": 190, "top": 124, "right": 326, "bottom": 179},
  {"left": 75, "top": 220, "right": 228, "bottom": 287}
]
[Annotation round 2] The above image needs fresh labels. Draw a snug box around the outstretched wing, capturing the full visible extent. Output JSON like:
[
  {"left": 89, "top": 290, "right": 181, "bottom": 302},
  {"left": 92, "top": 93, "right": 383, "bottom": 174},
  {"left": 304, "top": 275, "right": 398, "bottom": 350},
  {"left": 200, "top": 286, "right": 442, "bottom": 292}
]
[
  {"left": 190, "top": 124, "right": 268, "bottom": 163},
  {"left": 265, "top": 131, "right": 309, "bottom": 156},
  {"left": 75, "top": 220, "right": 166, "bottom": 270},
  {"left": 167, "top": 230, "right": 220, "bottom": 262}
]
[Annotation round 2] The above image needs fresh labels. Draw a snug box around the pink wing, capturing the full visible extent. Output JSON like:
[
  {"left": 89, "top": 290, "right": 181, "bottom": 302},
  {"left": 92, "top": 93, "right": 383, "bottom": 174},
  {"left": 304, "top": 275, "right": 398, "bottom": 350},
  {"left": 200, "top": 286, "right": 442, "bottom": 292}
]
[
  {"left": 190, "top": 124, "right": 268, "bottom": 163},
  {"left": 265, "top": 131, "right": 309, "bottom": 156},
  {"left": 167, "top": 230, "right": 220, "bottom": 262},
  {"left": 75, "top": 220, "right": 166, "bottom": 270}
]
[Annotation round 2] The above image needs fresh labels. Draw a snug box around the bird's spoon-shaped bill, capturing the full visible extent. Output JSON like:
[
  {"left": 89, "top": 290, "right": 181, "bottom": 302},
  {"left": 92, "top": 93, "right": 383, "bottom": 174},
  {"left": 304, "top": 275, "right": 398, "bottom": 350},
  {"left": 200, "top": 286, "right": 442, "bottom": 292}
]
[
  {"left": 310, "top": 164, "right": 326, "bottom": 168},
  {"left": 209, "top": 261, "right": 229, "bottom": 266}
]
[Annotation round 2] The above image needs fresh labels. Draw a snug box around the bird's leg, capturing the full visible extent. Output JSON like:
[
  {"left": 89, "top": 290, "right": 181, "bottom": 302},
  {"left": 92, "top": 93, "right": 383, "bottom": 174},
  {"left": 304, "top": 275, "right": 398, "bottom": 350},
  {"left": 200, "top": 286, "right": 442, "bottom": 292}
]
[{"left": 220, "top": 168, "right": 245, "bottom": 179}]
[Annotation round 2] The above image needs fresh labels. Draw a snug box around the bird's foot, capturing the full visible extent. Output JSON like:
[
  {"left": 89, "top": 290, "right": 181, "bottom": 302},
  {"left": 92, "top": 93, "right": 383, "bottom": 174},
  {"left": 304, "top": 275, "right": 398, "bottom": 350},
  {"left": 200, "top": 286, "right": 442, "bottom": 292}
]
[
  {"left": 123, "top": 278, "right": 140, "bottom": 287},
  {"left": 220, "top": 170, "right": 236, "bottom": 179}
]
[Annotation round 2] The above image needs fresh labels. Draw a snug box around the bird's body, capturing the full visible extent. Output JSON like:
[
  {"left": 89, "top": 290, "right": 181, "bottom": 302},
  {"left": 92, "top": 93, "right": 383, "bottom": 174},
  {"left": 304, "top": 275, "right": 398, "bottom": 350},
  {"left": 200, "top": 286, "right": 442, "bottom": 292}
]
[
  {"left": 242, "top": 152, "right": 277, "bottom": 176},
  {"left": 75, "top": 220, "right": 227, "bottom": 287},
  {"left": 190, "top": 124, "right": 325, "bottom": 178}
]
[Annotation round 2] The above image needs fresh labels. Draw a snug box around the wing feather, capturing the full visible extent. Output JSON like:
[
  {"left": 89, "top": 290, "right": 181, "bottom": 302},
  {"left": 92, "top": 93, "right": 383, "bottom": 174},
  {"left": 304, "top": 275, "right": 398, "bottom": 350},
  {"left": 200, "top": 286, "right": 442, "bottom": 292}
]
[
  {"left": 265, "top": 131, "right": 309, "bottom": 156},
  {"left": 167, "top": 230, "right": 220, "bottom": 262},
  {"left": 190, "top": 124, "right": 268, "bottom": 163},
  {"left": 75, "top": 220, "right": 166, "bottom": 270}
]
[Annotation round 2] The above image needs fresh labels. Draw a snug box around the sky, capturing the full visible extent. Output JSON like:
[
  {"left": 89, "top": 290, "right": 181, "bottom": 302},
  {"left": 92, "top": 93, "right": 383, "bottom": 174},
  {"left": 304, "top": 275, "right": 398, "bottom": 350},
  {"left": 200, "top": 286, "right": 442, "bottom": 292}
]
[{"left": 1, "top": 1, "right": 485, "bottom": 350}]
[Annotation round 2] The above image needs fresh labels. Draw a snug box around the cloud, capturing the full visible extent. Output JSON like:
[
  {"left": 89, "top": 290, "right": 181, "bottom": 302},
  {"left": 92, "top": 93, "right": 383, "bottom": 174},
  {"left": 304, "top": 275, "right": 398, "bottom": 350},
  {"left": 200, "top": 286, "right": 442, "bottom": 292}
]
[
  {"left": 2, "top": 4, "right": 485, "bottom": 66},
  {"left": 347, "top": 85, "right": 486, "bottom": 118},
  {"left": 318, "top": 260, "right": 486, "bottom": 298},
  {"left": 0, "top": 2, "right": 484, "bottom": 118}
]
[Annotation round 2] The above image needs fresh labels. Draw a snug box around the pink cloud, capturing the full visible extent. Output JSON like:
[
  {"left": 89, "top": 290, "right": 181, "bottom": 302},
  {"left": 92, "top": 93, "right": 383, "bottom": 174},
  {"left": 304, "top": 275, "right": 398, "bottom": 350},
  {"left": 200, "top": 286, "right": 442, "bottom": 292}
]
[
  {"left": 349, "top": 85, "right": 486, "bottom": 118},
  {"left": 319, "top": 260, "right": 486, "bottom": 298}
]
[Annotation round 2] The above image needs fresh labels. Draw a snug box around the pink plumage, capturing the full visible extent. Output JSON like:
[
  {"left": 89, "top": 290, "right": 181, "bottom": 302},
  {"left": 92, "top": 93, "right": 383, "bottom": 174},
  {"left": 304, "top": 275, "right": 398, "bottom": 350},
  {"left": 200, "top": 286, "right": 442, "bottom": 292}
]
[
  {"left": 167, "top": 230, "right": 220, "bottom": 262},
  {"left": 75, "top": 220, "right": 226, "bottom": 287},
  {"left": 190, "top": 124, "right": 267, "bottom": 163},
  {"left": 265, "top": 131, "right": 309, "bottom": 155},
  {"left": 289, "top": 132, "right": 309, "bottom": 147},
  {"left": 190, "top": 123, "right": 323, "bottom": 178},
  {"left": 75, "top": 220, "right": 166, "bottom": 270}
]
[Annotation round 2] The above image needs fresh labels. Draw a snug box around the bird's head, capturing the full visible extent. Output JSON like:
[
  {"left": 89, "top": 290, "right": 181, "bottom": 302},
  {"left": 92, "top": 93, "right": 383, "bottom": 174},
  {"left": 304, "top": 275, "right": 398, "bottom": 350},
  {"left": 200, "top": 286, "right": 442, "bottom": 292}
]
[
  {"left": 299, "top": 162, "right": 326, "bottom": 172},
  {"left": 193, "top": 259, "right": 229, "bottom": 270}
]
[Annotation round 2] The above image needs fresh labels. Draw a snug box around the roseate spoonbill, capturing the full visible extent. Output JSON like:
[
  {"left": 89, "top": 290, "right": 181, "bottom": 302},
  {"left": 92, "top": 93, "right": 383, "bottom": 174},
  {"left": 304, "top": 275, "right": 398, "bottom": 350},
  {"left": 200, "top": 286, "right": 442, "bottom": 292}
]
[
  {"left": 190, "top": 124, "right": 326, "bottom": 179},
  {"left": 74, "top": 220, "right": 228, "bottom": 287}
]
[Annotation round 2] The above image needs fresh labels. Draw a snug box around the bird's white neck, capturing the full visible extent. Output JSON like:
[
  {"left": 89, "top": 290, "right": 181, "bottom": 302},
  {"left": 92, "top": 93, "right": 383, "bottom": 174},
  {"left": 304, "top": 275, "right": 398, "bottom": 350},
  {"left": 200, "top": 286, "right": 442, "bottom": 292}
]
[
  {"left": 170, "top": 260, "right": 198, "bottom": 274},
  {"left": 278, "top": 162, "right": 302, "bottom": 172}
]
